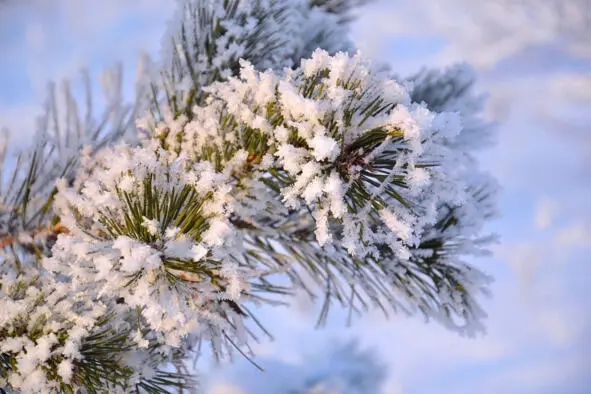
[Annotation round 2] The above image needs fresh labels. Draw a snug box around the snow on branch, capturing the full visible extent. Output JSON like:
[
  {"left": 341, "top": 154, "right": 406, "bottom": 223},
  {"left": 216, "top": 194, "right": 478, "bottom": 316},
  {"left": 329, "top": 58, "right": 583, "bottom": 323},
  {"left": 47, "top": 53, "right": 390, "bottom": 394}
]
[{"left": 0, "top": 0, "right": 498, "bottom": 392}]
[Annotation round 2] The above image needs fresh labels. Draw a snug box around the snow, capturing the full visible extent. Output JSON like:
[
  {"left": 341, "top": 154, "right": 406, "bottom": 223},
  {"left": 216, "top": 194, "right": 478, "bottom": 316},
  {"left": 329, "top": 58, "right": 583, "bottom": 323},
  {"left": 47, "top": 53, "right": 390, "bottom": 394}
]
[
  {"left": 0, "top": 0, "right": 499, "bottom": 390},
  {"left": 310, "top": 135, "right": 340, "bottom": 162},
  {"left": 57, "top": 359, "right": 74, "bottom": 383}
]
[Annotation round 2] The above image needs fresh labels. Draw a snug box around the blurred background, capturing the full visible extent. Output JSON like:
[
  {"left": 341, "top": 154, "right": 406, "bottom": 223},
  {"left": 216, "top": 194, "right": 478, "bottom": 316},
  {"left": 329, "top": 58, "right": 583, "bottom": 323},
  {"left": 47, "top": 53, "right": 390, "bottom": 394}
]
[{"left": 1, "top": 1, "right": 589, "bottom": 393}]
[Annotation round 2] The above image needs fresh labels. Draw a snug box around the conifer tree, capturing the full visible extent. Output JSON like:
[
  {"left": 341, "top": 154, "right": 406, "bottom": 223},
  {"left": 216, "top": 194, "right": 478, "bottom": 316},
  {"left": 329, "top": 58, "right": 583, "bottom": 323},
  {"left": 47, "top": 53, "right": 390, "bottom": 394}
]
[{"left": 0, "top": 0, "right": 497, "bottom": 392}]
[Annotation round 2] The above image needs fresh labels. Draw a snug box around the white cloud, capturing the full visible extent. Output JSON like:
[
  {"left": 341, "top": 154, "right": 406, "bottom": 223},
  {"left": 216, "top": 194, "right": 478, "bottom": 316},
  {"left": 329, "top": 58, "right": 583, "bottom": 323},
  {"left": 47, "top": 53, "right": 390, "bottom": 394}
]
[
  {"left": 497, "top": 243, "right": 541, "bottom": 295},
  {"left": 548, "top": 73, "right": 591, "bottom": 105},
  {"left": 210, "top": 384, "right": 246, "bottom": 394},
  {"left": 554, "top": 223, "right": 591, "bottom": 249},
  {"left": 445, "top": 354, "right": 586, "bottom": 394},
  {"left": 536, "top": 309, "right": 578, "bottom": 346},
  {"left": 383, "top": 382, "right": 405, "bottom": 394},
  {"left": 353, "top": 0, "right": 591, "bottom": 71},
  {"left": 535, "top": 197, "right": 560, "bottom": 230}
]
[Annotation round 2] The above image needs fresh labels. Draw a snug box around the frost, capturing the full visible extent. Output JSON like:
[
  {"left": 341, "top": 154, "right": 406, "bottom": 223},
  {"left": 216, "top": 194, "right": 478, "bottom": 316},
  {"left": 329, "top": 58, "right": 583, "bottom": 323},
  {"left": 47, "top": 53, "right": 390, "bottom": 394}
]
[
  {"left": 57, "top": 359, "right": 74, "bottom": 383},
  {"left": 379, "top": 209, "right": 412, "bottom": 243},
  {"left": 310, "top": 135, "right": 340, "bottom": 162},
  {"left": 45, "top": 143, "right": 253, "bottom": 351},
  {"left": 179, "top": 49, "right": 480, "bottom": 261},
  {"left": 0, "top": 2, "right": 499, "bottom": 389},
  {"left": 142, "top": 216, "right": 160, "bottom": 235}
]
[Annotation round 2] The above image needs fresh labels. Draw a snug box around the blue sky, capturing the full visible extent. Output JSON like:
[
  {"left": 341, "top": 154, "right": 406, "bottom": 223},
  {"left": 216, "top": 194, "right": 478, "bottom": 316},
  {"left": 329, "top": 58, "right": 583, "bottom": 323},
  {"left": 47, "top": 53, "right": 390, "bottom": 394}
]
[{"left": 0, "top": 1, "right": 589, "bottom": 393}]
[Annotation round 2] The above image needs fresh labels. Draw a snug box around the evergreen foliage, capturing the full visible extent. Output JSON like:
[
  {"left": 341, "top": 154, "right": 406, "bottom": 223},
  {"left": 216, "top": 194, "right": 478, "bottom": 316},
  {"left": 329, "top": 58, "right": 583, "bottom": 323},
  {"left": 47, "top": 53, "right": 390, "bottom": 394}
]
[{"left": 0, "top": 0, "right": 498, "bottom": 392}]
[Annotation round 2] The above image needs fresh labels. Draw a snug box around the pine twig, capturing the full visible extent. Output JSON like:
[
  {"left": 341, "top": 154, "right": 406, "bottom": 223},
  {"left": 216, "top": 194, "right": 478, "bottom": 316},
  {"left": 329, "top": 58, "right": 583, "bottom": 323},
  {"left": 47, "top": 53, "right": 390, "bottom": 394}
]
[{"left": 0, "top": 223, "right": 69, "bottom": 249}]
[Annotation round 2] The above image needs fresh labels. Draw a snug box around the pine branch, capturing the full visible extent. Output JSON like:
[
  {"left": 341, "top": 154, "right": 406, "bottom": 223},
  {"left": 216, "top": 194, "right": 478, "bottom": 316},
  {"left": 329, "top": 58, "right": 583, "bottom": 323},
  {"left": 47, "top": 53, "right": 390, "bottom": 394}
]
[
  {"left": 236, "top": 189, "right": 495, "bottom": 335},
  {"left": 308, "top": 0, "right": 375, "bottom": 23},
  {"left": 143, "top": 0, "right": 358, "bottom": 133},
  {"left": 152, "top": 0, "right": 293, "bottom": 117},
  {"left": 0, "top": 0, "right": 499, "bottom": 391},
  {"left": 0, "top": 65, "right": 141, "bottom": 259},
  {"left": 168, "top": 52, "right": 499, "bottom": 334}
]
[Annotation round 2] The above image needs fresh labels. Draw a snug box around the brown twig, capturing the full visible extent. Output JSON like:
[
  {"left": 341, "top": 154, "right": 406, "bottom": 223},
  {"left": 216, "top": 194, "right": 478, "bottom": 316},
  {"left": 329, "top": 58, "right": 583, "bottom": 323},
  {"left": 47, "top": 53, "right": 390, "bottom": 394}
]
[{"left": 0, "top": 223, "right": 69, "bottom": 249}]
